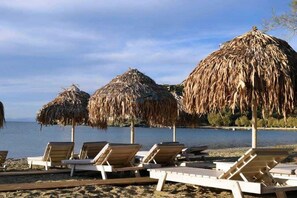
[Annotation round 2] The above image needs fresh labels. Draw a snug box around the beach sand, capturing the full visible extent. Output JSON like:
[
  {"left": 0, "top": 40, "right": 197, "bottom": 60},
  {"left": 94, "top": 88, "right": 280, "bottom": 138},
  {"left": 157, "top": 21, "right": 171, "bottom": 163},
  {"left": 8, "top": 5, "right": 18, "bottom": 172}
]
[{"left": 1, "top": 145, "right": 297, "bottom": 198}]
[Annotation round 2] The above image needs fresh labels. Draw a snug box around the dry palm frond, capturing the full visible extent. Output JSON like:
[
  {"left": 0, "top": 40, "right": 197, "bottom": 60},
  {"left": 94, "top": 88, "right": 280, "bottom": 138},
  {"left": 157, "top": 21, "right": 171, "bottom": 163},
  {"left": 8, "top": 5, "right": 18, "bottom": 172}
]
[
  {"left": 0, "top": 101, "right": 5, "bottom": 128},
  {"left": 184, "top": 27, "right": 297, "bottom": 116},
  {"left": 88, "top": 68, "right": 177, "bottom": 128},
  {"left": 36, "top": 85, "right": 90, "bottom": 126}
]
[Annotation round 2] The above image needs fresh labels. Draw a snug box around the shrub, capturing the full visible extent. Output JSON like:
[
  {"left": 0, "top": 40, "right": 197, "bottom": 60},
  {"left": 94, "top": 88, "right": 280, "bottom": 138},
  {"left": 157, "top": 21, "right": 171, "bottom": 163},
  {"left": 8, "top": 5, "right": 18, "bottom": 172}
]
[
  {"left": 235, "top": 116, "right": 250, "bottom": 127},
  {"left": 286, "top": 117, "right": 297, "bottom": 128},
  {"left": 207, "top": 113, "right": 223, "bottom": 126},
  {"left": 267, "top": 117, "right": 278, "bottom": 127},
  {"left": 257, "top": 118, "right": 266, "bottom": 127}
]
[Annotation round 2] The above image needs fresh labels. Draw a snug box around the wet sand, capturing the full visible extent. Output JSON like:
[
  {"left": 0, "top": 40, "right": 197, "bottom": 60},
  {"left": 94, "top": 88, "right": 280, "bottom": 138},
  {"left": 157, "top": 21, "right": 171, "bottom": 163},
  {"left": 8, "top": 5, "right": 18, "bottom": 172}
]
[{"left": 1, "top": 145, "right": 297, "bottom": 198}]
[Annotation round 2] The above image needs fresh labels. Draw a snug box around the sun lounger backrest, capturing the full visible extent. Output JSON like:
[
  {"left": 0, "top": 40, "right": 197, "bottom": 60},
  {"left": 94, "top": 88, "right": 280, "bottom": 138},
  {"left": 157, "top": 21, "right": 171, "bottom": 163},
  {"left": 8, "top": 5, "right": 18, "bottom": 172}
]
[
  {"left": 79, "top": 141, "right": 108, "bottom": 159},
  {"left": 142, "top": 143, "right": 184, "bottom": 165},
  {"left": 92, "top": 143, "right": 141, "bottom": 167},
  {"left": 42, "top": 142, "right": 74, "bottom": 163},
  {"left": 0, "top": 151, "right": 8, "bottom": 166},
  {"left": 219, "top": 148, "right": 291, "bottom": 185}
]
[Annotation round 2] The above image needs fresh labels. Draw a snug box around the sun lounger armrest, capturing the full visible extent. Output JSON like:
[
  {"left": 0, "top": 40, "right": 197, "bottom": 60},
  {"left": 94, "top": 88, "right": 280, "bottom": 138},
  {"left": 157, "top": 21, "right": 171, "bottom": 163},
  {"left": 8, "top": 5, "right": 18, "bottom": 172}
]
[
  {"left": 113, "top": 166, "right": 145, "bottom": 172},
  {"left": 62, "top": 159, "right": 93, "bottom": 165},
  {"left": 27, "top": 156, "right": 44, "bottom": 161}
]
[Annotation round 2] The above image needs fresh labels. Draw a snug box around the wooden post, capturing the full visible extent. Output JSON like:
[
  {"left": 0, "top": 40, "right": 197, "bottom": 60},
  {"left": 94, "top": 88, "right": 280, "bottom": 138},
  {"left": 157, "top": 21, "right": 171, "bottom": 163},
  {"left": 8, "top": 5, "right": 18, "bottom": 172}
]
[
  {"left": 71, "top": 120, "right": 75, "bottom": 157},
  {"left": 173, "top": 124, "right": 176, "bottom": 142},
  {"left": 130, "top": 119, "right": 135, "bottom": 144},
  {"left": 71, "top": 120, "right": 75, "bottom": 143},
  {"left": 251, "top": 97, "right": 257, "bottom": 148}
]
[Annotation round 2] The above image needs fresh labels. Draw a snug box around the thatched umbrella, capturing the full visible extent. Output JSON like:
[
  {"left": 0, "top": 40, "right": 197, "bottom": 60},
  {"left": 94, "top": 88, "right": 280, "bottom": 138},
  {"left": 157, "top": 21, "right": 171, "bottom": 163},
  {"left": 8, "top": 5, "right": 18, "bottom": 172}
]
[
  {"left": 36, "top": 85, "right": 90, "bottom": 144},
  {"left": 184, "top": 27, "right": 297, "bottom": 148},
  {"left": 0, "top": 101, "right": 5, "bottom": 128},
  {"left": 88, "top": 68, "right": 178, "bottom": 143}
]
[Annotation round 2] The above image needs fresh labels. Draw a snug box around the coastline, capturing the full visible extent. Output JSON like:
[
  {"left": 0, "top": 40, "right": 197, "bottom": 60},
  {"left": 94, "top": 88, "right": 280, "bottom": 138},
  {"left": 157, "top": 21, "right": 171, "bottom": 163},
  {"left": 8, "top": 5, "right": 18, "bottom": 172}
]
[
  {"left": 5, "top": 120, "right": 297, "bottom": 131},
  {"left": 1, "top": 144, "right": 297, "bottom": 197},
  {"left": 199, "top": 125, "right": 297, "bottom": 131}
]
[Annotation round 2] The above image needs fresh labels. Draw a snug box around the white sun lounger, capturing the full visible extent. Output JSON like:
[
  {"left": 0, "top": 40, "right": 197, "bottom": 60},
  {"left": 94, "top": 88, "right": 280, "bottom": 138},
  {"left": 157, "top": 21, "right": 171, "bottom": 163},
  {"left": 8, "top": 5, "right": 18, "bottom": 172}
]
[
  {"left": 215, "top": 158, "right": 297, "bottom": 180},
  {"left": 62, "top": 143, "right": 143, "bottom": 179},
  {"left": 149, "top": 148, "right": 297, "bottom": 198},
  {"left": 77, "top": 141, "right": 108, "bottom": 159},
  {"left": 27, "top": 142, "right": 74, "bottom": 170},
  {"left": 268, "top": 163, "right": 297, "bottom": 181},
  {"left": 138, "top": 143, "right": 185, "bottom": 168},
  {"left": 0, "top": 150, "right": 8, "bottom": 171}
]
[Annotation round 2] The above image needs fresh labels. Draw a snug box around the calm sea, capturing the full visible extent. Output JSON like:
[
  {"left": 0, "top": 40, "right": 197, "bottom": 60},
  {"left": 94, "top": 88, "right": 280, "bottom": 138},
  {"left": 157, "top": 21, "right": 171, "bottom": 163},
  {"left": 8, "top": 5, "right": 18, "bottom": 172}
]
[{"left": 1, "top": 122, "right": 297, "bottom": 158}]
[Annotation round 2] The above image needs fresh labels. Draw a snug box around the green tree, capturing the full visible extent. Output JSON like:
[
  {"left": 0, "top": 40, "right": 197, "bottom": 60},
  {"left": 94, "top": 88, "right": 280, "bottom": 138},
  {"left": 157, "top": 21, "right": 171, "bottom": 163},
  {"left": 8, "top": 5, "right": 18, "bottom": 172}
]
[
  {"left": 207, "top": 113, "right": 222, "bottom": 126},
  {"left": 222, "top": 116, "right": 232, "bottom": 126},
  {"left": 207, "top": 110, "right": 233, "bottom": 127},
  {"left": 278, "top": 119, "right": 286, "bottom": 128},
  {"left": 235, "top": 116, "right": 250, "bottom": 127},
  {"left": 267, "top": 117, "right": 279, "bottom": 127},
  {"left": 235, "top": 118, "right": 241, "bottom": 126},
  {"left": 257, "top": 118, "right": 266, "bottom": 127},
  {"left": 221, "top": 110, "right": 232, "bottom": 126},
  {"left": 287, "top": 117, "right": 297, "bottom": 127}
]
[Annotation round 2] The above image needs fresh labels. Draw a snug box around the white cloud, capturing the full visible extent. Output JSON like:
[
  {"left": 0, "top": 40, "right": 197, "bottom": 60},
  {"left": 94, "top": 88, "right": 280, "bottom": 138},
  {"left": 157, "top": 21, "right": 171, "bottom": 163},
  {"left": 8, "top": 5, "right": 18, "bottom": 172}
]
[
  {"left": 0, "top": 27, "right": 51, "bottom": 47},
  {"left": 0, "top": 24, "right": 103, "bottom": 56},
  {"left": 0, "top": 0, "right": 164, "bottom": 13},
  {"left": 84, "top": 36, "right": 218, "bottom": 84},
  {"left": 0, "top": 70, "right": 110, "bottom": 94},
  {"left": 0, "top": 0, "right": 76, "bottom": 12},
  {"left": 38, "top": 27, "right": 102, "bottom": 41}
]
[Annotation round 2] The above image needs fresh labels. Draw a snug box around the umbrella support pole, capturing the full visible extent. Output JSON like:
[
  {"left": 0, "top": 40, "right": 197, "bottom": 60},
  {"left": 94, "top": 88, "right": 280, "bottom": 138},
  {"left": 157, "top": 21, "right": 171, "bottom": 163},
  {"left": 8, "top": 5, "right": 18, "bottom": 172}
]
[
  {"left": 71, "top": 120, "right": 75, "bottom": 158},
  {"left": 130, "top": 120, "right": 135, "bottom": 144},
  {"left": 71, "top": 121, "right": 75, "bottom": 143},
  {"left": 173, "top": 124, "right": 176, "bottom": 142},
  {"left": 251, "top": 98, "right": 257, "bottom": 148}
]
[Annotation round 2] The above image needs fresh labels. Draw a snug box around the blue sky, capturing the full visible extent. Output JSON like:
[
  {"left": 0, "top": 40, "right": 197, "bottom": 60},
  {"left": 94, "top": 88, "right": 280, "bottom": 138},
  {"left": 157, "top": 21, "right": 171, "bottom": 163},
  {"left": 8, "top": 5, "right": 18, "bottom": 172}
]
[{"left": 0, "top": 0, "right": 294, "bottom": 121}]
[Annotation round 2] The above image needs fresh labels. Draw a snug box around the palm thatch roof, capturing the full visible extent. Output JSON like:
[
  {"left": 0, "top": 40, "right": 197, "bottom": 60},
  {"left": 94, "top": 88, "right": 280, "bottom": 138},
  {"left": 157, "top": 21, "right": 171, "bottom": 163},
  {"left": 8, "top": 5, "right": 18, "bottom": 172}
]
[
  {"left": 36, "top": 85, "right": 90, "bottom": 126},
  {"left": 88, "top": 68, "right": 178, "bottom": 128},
  {"left": 0, "top": 101, "right": 5, "bottom": 128},
  {"left": 184, "top": 27, "right": 297, "bottom": 116}
]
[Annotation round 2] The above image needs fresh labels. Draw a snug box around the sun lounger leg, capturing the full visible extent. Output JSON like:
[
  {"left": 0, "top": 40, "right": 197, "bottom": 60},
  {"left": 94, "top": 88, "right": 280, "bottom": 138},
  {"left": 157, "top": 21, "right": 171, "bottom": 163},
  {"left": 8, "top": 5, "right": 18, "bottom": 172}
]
[
  {"left": 276, "top": 191, "right": 287, "bottom": 198},
  {"left": 70, "top": 165, "right": 75, "bottom": 176},
  {"left": 101, "top": 166, "right": 107, "bottom": 180},
  {"left": 231, "top": 181, "right": 243, "bottom": 198},
  {"left": 156, "top": 172, "right": 167, "bottom": 191},
  {"left": 135, "top": 170, "right": 140, "bottom": 177},
  {"left": 45, "top": 162, "right": 48, "bottom": 171}
]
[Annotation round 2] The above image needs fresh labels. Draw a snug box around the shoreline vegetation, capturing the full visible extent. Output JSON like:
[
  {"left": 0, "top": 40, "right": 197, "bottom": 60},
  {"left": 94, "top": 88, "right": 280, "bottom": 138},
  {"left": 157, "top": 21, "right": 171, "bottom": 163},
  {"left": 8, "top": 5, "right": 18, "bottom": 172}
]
[
  {"left": 1, "top": 144, "right": 297, "bottom": 197},
  {"left": 3, "top": 121, "right": 297, "bottom": 132},
  {"left": 199, "top": 126, "right": 297, "bottom": 131}
]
